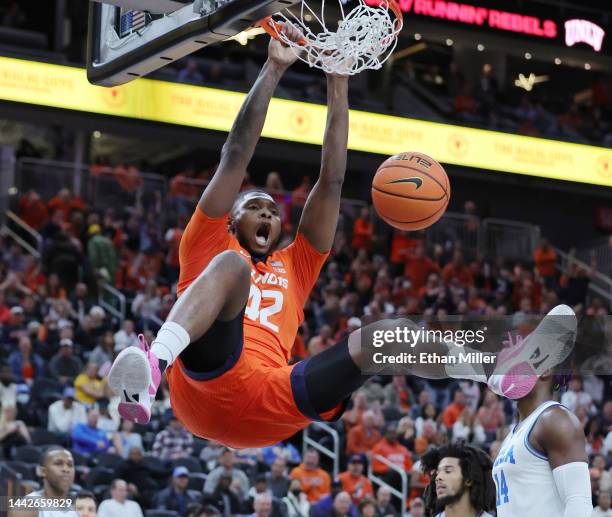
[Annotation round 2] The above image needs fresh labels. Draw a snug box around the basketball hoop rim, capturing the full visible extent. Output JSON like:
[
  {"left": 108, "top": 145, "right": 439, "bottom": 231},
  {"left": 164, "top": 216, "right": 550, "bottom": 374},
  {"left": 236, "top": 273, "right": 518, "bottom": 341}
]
[{"left": 256, "top": 0, "right": 403, "bottom": 49}]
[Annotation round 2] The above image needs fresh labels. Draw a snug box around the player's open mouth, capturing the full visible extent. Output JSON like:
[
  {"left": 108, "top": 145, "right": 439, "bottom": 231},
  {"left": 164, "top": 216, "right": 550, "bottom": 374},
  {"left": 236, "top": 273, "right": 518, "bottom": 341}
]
[{"left": 255, "top": 222, "right": 271, "bottom": 247}]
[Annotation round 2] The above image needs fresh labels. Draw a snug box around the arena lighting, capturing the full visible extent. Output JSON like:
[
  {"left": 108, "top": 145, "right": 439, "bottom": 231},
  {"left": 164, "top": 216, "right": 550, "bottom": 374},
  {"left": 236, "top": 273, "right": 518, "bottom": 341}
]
[
  {"left": 363, "top": 0, "right": 557, "bottom": 39},
  {"left": 565, "top": 19, "right": 605, "bottom": 52},
  {"left": 414, "top": 32, "right": 422, "bottom": 40},
  {"left": 446, "top": 38, "right": 453, "bottom": 45},
  {"left": 93, "top": 130, "right": 102, "bottom": 138},
  {"left": 525, "top": 52, "right": 532, "bottom": 59},
  {"left": 554, "top": 57, "right": 562, "bottom": 65},
  {"left": 514, "top": 73, "right": 549, "bottom": 91},
  {"left": 477, "top": 43, "right": 485, "bottom": 51},
  {"left": 585, "top": 63, "right": 592, "bottom": 70}
]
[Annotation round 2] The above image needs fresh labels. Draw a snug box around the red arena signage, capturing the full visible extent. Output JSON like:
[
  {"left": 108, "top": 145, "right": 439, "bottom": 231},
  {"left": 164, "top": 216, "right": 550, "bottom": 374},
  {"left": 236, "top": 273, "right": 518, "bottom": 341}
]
[{"left": 365, "top": 0, "right": 558, "bottom": 38}]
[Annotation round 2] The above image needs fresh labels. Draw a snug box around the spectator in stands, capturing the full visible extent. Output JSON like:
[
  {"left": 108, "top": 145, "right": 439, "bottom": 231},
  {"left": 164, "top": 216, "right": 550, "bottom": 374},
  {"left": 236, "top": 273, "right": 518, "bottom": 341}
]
[
  {"left": 0, "top": 404, "right": 31, "bottom": 456},
  {"left": 347, "top": 409, "right": 382, "bottom": 457},
  {"left": 250, "top": 493, "right": 274, "bottom": 517},
  {"left": 49, "top": 338, "right": 83, "bottom": 385},
  {"left": 476, "top": 390, "right": 505, "bottom": 441},
  {"left": 374, "top": 486, "right": 397, "bottom": 517},
  {"left": 262, "top": 441, "right": 301, "bottom": 466},
  {"left": 177, "top": 59, "right": 205, "bottom": 85},
  {"left": 283, "top": 479, "right": 310, "bottom": 517},
  {"left": 47, "top": 188, "right": 85, "bottom": 221},
  {"left": 561, "top": 377, "right": 595, "bottom": 414},
  {"left": 75, "top": 490, "right": 98, "bottom": 517},
  {"left": 290, "top": 449, "right": 332, "bottom": 503},
  {"left": 114, "top": 446, "right": 158, "bottom": 498},
  {"left": 98, "top": 479, "right": 144, "bottom": 517},
  {"left": 45, "top": 231, "right": 81, "bottom": 293},
  {"left": 266, "top": 458, "right": 290, "bottom": 498},
  {"left": 9, "top": 335, "right": 44, "bottom": 385},
  {"left": 97, "top": 398, "right": 119, "bottom": 432},
  {"left": 343, "top": 390, "right": 370, "bottom": 431},
  {"left": 0, "top": 365, "right": 17, "bottom": 408},
  {"left": 47, "top": 386, "right": 86, "bottom": 435},
  {"left": 131, "top": 279, "right": 162, "bottom": 330},
  {"left": 327, "top": 491, "right": 352, "bottom": 517},
  {"left": 154, "top": 466, "right": 200, "bottom": 517},
  {"left": 3, "top": 305, "right": 28, "bottom": 348},
  {"left": 113, "top": 418, "right": 144, "bottom": 458},
  {"left": 358, "top": 498, "right": 376, "bottom": 517},
  {"left": 383, "top": 375, "right": 414, "bottom": 415},
  {"left": 4, "top": 243, "right": 26, "bottom": 273},
  {"left": 87, "top": 224, "right": 117, "bottom": 284},
  {"left": 451, "top": 407, "right": 486, "bottom": 446},
  {"left": 71, "top": 408, "right": 110, "bottom": 456},
  {"left": 352, "top": 207, "right": 373, "bottom": 252},
  {"left": 534, "top": 238, "right": 557, "bottom": 288},
  {"left": 199, "top": 439, "right": 225, "bottom": 470},
  {"left": 403, "top": 244, "right": 439, "bottom": 292},
  {"left": 338, "top": 454, "right": 374, "bottom": 504},
  {"left": 18, "top": 190, "right": 49, "bottom": 230},
  {"left": 74, "top": 362, "right": 106, "bottom": 406},
  {"left": 70, "top": 282, "right": 91, "bottom": 321},
  {"left": 405, "top": 497, "right": 424, "bottom": 517},
  {"left": 397, "top": 416, "right": 416, "bottom": 452},
  {"left": 203, "top": 472, "right": 242, "bottom": 516},
  {"left": 593, "top": 490, "right": 612, "bottom": 517},
  {"left": 446, "top": 62, "right": 465, "bottom": 98},
  {"left": 204, "top": 448, "right": 250, "bottom": 501},
  {"left": 442, "top": 250, "right": 473, "bottom": 288},
  {"left": 372, "top": 425, "right": 413, "bottom": 481},
  {"left": 89, "top": 331, "right": 116, "bottom": 368},
  {"left": 152, "top": 411, "right": 194, "bottom": 461},
  {"left": 442, "top": 388, "right": 466, "bottom": 429},
  {"left": 114, "top": 319, "right": 139, "bottom": 351}
]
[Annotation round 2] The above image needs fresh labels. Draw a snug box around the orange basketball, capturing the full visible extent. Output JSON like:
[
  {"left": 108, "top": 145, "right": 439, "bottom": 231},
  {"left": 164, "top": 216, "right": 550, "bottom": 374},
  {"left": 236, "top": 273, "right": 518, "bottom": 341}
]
[{"left": 371, "top": 151, "right": 450, "bottom": 231}]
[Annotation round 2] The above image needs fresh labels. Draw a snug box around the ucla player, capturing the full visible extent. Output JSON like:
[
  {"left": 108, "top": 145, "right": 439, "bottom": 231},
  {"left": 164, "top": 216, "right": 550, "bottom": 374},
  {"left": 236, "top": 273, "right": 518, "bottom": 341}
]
[
  {"left": 492, "top": 372, "right": 593, "bottom": 517},
  {"left": 421, "top": 444, "right": 496, "bottom": 517}
]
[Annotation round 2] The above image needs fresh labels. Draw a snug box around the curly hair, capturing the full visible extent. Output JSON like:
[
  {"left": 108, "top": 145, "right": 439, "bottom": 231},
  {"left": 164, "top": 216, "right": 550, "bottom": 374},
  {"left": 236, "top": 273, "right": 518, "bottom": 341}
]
[{"left": 420, "top": 443, "right": 496, "bottom": 517}]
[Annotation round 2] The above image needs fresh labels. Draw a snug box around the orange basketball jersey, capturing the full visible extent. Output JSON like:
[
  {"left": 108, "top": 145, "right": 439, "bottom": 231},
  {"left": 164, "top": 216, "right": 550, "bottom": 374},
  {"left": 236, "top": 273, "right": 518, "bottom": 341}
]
[{"left": 177, "top": 207, "right": 328, "bottom": 367}]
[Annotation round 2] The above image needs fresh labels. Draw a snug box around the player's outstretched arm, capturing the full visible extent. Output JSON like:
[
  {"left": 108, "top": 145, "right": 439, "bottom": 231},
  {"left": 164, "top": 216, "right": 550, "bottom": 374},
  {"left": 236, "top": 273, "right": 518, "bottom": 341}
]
[
  {"left": 536, "top": 406, "right": 592, "bottom": 517},
  {"left": 297, "top": 73, "right": 349, "bottom": 252},
  {"left": 198, "top": 24, "right": 302, "bottom": 217}
]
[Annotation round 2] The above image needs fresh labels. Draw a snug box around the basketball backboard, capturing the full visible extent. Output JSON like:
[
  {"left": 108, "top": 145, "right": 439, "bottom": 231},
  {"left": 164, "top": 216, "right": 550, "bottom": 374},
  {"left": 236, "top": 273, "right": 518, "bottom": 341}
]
[{"left": 87, "top": 0, "right": 300, "bottom": 87}]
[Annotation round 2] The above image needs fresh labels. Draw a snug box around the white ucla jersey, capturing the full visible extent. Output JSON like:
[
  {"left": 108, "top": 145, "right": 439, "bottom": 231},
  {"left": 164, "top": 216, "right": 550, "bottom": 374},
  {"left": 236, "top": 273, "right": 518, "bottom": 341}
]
[{"left": 492, "top": 401, "right": 564, "bottom": 517}]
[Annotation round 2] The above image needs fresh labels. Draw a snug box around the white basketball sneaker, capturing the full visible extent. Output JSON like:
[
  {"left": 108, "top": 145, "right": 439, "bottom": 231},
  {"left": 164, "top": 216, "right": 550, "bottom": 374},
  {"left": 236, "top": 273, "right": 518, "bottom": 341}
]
[{"left": 488, "top": 304, "right": 577, "bottom": 400}]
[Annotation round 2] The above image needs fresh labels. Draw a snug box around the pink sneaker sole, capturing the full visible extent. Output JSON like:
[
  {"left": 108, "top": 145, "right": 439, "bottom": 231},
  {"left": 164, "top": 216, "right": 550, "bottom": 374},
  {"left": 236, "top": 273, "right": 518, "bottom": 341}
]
[
  {"left": 500, "top": 362, "right": 538, "bottom": 399},
  {"left": 118, "top": 402, "right": 151, "bottom": 424}
]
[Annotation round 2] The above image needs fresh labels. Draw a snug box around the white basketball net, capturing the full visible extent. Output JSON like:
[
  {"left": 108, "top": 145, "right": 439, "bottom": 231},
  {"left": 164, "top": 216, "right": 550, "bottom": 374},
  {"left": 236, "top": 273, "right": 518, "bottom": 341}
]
[{"left": 268, "top": 0, "right": 403, "bottom": 75}]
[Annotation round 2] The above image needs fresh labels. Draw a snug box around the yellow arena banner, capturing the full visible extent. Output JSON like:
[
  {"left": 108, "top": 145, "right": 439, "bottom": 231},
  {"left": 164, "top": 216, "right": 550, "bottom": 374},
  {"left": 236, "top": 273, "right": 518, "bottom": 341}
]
[{"left": 1, "top": 56, "right": 611, "bottom": 187}]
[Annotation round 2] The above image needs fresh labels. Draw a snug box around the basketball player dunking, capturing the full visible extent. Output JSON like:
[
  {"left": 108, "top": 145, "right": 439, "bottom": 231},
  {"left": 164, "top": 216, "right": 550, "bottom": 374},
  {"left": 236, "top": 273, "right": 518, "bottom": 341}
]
[
  {"left": 107, "top": 25, "right": 579, "bottom": 450},
  {"left": 492, "top": 370, "right": 593, "bottom": 517}
]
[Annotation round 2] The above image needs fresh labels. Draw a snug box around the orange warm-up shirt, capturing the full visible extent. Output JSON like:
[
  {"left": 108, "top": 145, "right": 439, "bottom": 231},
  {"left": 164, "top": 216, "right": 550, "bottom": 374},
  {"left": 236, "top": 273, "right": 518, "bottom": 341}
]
[
  {"left": 290, "top": 464, "right": 331, "bottom": 503},
  {"left": 371, "top": 439, "right": 413, "bottom": 474},
  {"left": 177, "top": 207, "right": 329, "bottom": 367}
]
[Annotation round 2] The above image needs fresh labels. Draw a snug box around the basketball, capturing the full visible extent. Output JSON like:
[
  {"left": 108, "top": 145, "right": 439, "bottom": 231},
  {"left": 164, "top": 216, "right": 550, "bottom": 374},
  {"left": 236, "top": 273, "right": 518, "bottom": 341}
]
[{"left": 371, "top": 151, "right": 450, "bottom": 231}]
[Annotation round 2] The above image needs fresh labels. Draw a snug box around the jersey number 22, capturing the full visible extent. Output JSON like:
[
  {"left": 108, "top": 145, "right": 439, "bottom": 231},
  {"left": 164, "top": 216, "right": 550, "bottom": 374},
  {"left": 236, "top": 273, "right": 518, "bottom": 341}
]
[{"left": 245, "top": 285, "right": 283, "bottom": 332}]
